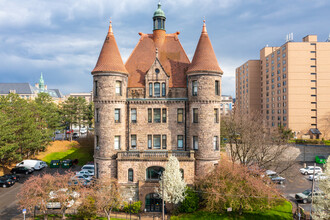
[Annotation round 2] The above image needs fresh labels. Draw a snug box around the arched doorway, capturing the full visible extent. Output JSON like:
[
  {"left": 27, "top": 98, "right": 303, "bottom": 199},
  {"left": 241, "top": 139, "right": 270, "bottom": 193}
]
[{"left": 145, "top": 193, "right": 162, "bottom": 212}]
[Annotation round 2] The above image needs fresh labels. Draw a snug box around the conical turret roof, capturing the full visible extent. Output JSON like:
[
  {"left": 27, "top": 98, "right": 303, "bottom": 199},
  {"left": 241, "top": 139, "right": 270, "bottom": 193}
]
[
  {"left": 187, "top": 21, "right": 223, "bottom": 74},
  {"left": 92, "top": 21, "right": 128, "bottom": 74}
]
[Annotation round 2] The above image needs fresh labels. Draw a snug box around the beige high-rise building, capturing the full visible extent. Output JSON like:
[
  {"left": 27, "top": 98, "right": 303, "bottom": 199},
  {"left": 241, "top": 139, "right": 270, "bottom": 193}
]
[{"left": 236, "top": 35, "right": 330, "bottom": 139}]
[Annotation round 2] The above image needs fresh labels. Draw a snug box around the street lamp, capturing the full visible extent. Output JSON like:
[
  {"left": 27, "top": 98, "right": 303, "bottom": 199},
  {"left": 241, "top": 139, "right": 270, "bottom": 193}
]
[{"left": 129, "top": 198, "right": 132, "bottom": 220}]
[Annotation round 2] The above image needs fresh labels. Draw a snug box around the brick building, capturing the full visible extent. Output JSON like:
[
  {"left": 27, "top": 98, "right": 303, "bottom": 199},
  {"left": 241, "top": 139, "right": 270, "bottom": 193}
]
[{"left": 92, "top": 3, "right": 222, "bottom": 212}]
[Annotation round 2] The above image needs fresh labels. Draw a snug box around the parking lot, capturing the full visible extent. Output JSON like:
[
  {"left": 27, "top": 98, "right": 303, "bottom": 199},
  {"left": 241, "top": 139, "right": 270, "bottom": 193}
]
[{"left": 0, "top": 166, "right": 81, "bottom": 220}]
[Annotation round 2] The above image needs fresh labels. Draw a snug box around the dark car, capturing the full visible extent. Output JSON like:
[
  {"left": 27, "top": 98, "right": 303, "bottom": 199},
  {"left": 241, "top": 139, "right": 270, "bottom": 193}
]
[
  {"left": 0, "top": 178, "right": 15, "bottom": 188},
  {"left": 50, "top": 160, "right": 61, "bottom": 168},
  {"left": 1, "top": 174, "right": 20, "bottom": 182},
  {"left": 10, "top": 166, "right": 34, "bottom": 175},
  {"left": 72, "top": 133, "right": 79, "bottom": 138}
]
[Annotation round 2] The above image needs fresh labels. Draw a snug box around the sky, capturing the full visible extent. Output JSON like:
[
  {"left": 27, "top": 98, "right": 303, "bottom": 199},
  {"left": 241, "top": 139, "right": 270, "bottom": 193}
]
[{"left": 0, "top": 0, "right": 329, "bottom": 97}]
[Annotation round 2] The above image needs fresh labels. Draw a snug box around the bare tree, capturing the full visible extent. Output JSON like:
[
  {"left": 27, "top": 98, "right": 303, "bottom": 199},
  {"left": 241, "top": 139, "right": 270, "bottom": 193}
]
[
  {"left": 94, "top": 177, "right": 121, "bottom": 220},
  {"left": 222, "top": 112, "right": 296, "bottom": 174}
]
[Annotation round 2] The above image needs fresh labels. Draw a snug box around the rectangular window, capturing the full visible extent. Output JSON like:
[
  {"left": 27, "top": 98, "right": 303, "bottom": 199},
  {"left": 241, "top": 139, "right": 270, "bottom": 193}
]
[
  {"left": 193, "top": 108, "right": 198, "bottom": 123},
  {"left": 153, "top": 135, "right": 161, "bottom": 149},
  {"left": 214, "top": 108, "right": 219, "bottom": 123},
  {"left": 154, "top": 83, "right": 160, "bottom": 97},
  {"left": 131, "top": 108, "right": 137, "bottom": 123},
  {"left": 162, "top": 83, "right": 166, "bottom": 97},
  {"left": 96, "top": 108, "right": 100, "bottom": 123},
  {"left": 215, "top": 80, "right": 220, "bottom": 96},
  {"left": 148, "top": 108, "right": 152, "bottom": 123},
  {"left": 114, "top": 136, "right": 120, "bottom": 150},
  {"left": 148, "top": 135, "right": 152, "bottom": 149},
  {"left": 96, "top": 135, "right": 99, "bottom": 149},
  {"left": 115, "top": 81, "right": 122, "bottom": 96},
  {"left": 213, "top": 136, "right": 219, "bottom": 151},
  {"left": 192, "top": 80, "right": 198, "bottom": 96},
  {"left": 177, "top": 108, "right": 183, "bottom": 123},
  {"left": 96, "top": 163, "right": 99, "bottom": 179},
  {"left": 162, "top": 108, "right": 167, "bottom": 123},
  {"left": 115, "top": 109, "right": 120, "bottom": 123},
  {"left": 154, "top": 109, "right": 161, "bottom": 123},
  {"left": 149, "top": 83, "right": 153, "bottom": 97},
  {"left": 193, "top": 136, "right": 198, "bottom": 150},
  {"left": 94, "top": 80, "right": 98, "bottom": 97},
  {"left": 131, "top": 135, "right": 137, "bottom": 149},
  {"left": 177, "top": 135, "right": 184, "bottom": 149},
  {"left": 162, "top": 135, "right": 167, "bottom": 149}
]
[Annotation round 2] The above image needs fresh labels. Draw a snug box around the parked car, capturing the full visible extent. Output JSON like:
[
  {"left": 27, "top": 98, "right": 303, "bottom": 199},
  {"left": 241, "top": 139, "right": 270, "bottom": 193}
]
[
  {"left": 61, "top": 159, "right": 73, "bottom": 169},
  {"left": 73, "top": 174, "right": 93, "bottom": 181},
  {"left": 81, "top": 164, "right": 94, "bottom": 171},
  {"left": 80, "top": 127, "right": 87, "bottom": 134},
  {"left": 16, "top": 160, "right": 47, "bottom": 171},
  {"left": 300, "top": 166, "right": 322, "bottom": 175},
  {"left": 0, "top": 177, "right": 15, "bottom": 188},
  {"left": 76, "top": 170, "right": 94, "bottom": 176},
  {"left": 10, "top": 166, "right": 34, "bottom": 175},
  {"left": 295, "top": 189, "right": 324, "bottom": 204},
  {"left": 266, "top": 170, "right": 286, "bottom": 184},
  {"left": 72, "top": 132, "right": 79, "bottom": 138},
  {"left": 1, "top": 174, "right": 20, "bottom": 182},
  {"left": 50, "top": 160, "right": 61, "bottom": 168},
  {"left": 315, "top": 156, "right": 327, "bottom": 164},
  {"left": 308, "top": 172, "right": 328, "bottom": 181}
]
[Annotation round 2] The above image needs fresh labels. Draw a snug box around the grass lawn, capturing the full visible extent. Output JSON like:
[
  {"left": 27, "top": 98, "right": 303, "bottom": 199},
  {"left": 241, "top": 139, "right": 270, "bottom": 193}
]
[
  {"left": 173, "top": 201, "right": 292, "bottom": 220},
  {"left": 38, "top": 139, "right": 93, "bottom": 166}
]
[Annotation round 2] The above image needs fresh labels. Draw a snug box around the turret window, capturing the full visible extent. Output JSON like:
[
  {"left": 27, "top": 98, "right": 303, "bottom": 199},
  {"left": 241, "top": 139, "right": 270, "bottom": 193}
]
[
  {"left": 213, "top": 136, "right": 219, "bottom": 151},
  {"left": 115, "top": 109, "right": 120, "bottom": 123},
  {"left": 193, "top": 108, "right": 198, "bottom": 123},
  {"left": 94, "top": 80, "right": 98, "bottom": 97},
  {"left": 193, "top": 136, "right": 198, "bottom": 150},
  {"left": 115, "top": 81, "right": 122, "bottom": 96},
  {"left": 154, "top": 83, "right": 160, "bottom": 97},
  {"left": 215, "top": 80, "right": 220, "bottom": 96},
  {"left": 96, "top": 108, "right": 99, "bottom": 123},
  {"left": 177, "top": 135, "right": 184, "bottom": 149},
  {"left": 114, "top": 136, "right": 121, "bottom": 150},
  {"left": 192, "top": 81, "right": 198, "bottom": 96},
  {"left": 214, "top": 108, "right": 219, "bottom": 123}
]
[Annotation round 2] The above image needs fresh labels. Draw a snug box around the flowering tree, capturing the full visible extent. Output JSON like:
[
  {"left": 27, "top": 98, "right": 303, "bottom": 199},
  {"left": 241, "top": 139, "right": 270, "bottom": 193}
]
[
  {"left": 312, "top": 156, "right": 330, "bottom": 220},
  {"left": 156, "top": 156, "right": 186, "bottom": 204},
  {"left": 17, "top": 173, "right": 56, "bottom": 220},
  {"left": 94, "top": 177, "right": 121, "bottom": 220},
  {"left": 196, "top": 156, "right": 281, "bottom": 213}
]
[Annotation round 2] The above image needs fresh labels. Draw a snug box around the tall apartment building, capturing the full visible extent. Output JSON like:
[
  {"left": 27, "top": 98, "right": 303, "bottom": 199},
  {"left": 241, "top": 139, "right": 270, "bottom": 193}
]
[
  {"left": 235, "top": 60, "right": 261, "bottom": 114},
  {"left": 220, "top": 95, "right": 234, "bottom": 116},
  {"left": 236, "top": 35, "right": 330, "bottom": 139}
]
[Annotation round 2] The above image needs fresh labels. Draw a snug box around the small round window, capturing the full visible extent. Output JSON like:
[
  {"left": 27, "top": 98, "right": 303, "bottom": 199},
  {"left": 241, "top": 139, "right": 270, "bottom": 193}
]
[{"left": 155, "top": 68, "right": 160, "bottom": 74}]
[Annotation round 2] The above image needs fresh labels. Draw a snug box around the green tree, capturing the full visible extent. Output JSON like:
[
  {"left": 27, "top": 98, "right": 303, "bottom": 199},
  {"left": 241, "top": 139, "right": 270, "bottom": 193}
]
[{"left": 178, "top": 187, "right": 199, "bottom": 213}]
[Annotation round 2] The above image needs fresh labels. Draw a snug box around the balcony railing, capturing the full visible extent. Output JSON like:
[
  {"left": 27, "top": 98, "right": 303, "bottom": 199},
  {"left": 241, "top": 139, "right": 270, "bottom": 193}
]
[{"left": 117, "top": 150, "right": 194, "bottom": 160}]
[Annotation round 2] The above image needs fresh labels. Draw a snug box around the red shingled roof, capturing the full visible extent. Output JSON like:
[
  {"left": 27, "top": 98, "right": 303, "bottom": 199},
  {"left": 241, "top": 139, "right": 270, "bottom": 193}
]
[
  {"left": 187, "top": 22, "right": 223, "bottom": 74},
  {"left": 125, "top": 32, "right": 190, "bottom": 88},
  {"left": 92, "top": 22, "right": 128, "bottom": 74}
]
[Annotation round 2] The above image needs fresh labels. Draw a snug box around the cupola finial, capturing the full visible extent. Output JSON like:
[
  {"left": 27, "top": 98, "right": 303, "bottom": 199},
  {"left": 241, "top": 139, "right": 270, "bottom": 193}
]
[
  {"left": 108, "top": 19, "right": 113, "bottom": 34},
  {"left": 202, "top": 17, "right": 207, "bottom": 33}
]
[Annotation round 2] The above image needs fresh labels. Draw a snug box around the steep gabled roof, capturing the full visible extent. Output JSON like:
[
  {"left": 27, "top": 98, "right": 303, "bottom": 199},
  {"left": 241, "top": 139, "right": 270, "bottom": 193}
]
[
  {"left": 92, "top": 22, "right": 128, "bottom": 74},
  {"left": 187, "top": 21, "right": 223, "bottom": 74},
  {"left": 125, "top": 32, "right": 190, "bottom": 88}
]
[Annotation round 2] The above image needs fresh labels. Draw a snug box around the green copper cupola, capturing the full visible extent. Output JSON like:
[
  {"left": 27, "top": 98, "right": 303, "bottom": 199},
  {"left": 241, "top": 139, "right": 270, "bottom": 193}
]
[
  {"left": 153, "top": 2, "right": 166, "bottom": 31},
  {"left": 39, "top": 72, "right": 45, "bottom": 91}
]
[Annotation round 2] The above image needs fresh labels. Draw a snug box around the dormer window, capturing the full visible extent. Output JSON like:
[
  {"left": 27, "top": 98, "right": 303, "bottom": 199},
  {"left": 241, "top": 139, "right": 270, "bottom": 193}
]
[
  {"left": 149, "top": 83, "right": 153, "bottom": 97},
  {"left": 162, "top": 83, "right": 166, "bottom": 97},
  {"left": 154, "top": 83, "right": 160, "bottom": 97},
  {"left": 192, "top": 80, "right": 198, "bottom": 96},
  {"left": 155, "top": 68, "right": 160, "bottom": 74}
]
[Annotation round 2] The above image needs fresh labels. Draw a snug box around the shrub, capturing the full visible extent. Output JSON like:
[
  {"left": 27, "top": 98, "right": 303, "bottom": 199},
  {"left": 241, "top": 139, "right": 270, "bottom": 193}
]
[
  {"left": 123, "top": 201, "right": 142, "bottom": 214},
  {"left": 77, "top": 196, "right": 97, "bottom": 219},
  {"left": 178, "top": 187, "right": 199, "bottom": 213}
]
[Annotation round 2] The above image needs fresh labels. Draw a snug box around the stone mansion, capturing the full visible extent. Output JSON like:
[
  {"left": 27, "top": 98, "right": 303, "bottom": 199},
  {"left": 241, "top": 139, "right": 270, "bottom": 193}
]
[{"left": 92, "top": 3, "right": 222, "bottom": 212}]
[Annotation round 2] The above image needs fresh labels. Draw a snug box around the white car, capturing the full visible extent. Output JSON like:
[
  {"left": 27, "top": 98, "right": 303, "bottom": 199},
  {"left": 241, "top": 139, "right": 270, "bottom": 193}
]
[
  {"left": 74, "top": 174, "right": 92, "bottom": 181},
  {"left": 76, "top": 170, "right": 94, "bottom": 176},
  {"left": 308, "top": 173, "right": 328, "bottom": 181},
  {"left": 300, "top": 166, "right": 322, "bottom": 175},
  {"left": 80, "top": 127, "right": 87, "bottom": 134},
  {"left": 81, "top": 164, "right": 94, "bottom": 172},
  {"left": 16, "top": 160, "right": 47, "bottom": 171}
]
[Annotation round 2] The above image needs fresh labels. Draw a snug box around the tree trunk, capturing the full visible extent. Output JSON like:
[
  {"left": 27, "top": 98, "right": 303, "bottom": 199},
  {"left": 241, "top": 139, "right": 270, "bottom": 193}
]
[{"left": 62, "top": 208, "right": 66, "bottom": 219}]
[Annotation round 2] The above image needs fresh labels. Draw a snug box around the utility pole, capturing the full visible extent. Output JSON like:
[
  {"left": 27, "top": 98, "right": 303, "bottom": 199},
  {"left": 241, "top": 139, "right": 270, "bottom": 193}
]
[{"left": 310, "top": 163, "right": 316, "bottom": 219}]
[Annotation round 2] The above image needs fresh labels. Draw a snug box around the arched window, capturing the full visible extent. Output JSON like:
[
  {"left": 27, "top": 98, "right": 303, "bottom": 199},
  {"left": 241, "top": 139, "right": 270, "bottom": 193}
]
[
  {"left": 162, "top": 83, "right": 166, "bottom": 97},
  {"left": 146, "top": 166, "right": 164, "bottom": 181},
  {"left": 154, "top": 83, "right": 160, "bottom": 97},
  {"left": 180, "top": 168, "right": 184, "bottom": 179},
  {"left": 128, "top": 168, "right": 133, "bottom": 182},
  {"left": 149, "top": 83, "right": 153, "bottom": 97}
]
